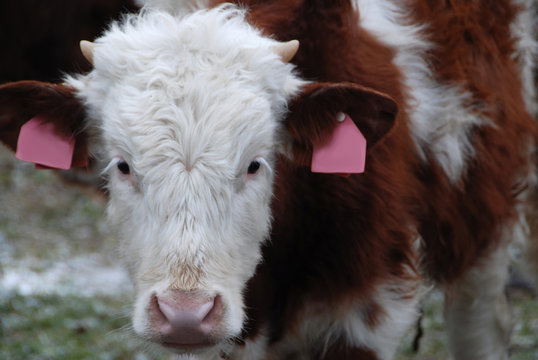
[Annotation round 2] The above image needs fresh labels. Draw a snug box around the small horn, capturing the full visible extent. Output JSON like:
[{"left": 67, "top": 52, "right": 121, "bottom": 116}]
[
  {"left": 273, "top": 40, "right": 299, "bottom": 63},
  {"left": 80, "top": 40, "right": 95, "bottom": 65}
]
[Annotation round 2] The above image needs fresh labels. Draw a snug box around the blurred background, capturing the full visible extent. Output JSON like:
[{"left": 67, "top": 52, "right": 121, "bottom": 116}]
[{"left": 0, "top": 1, "right": 536, "bottom": 359}]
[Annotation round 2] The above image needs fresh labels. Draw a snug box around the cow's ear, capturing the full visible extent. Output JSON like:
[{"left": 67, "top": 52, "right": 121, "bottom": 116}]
[
  {"left": 283, "top": 82, "right": 398, "bottom": 168},
  {"left": 0, "top": 80, "right": 89, "bottom": 167}
]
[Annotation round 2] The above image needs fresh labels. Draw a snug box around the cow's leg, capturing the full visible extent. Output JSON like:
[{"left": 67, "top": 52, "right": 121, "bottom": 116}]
[
  {"left": 525, "top": 222, "right": 538, "bottom": 290},
  {"left": 523, "top": 189, "right": 538, "bottom": 290},
  {"left": 444, "top": 244, "right": 513, "bottom": 360}
]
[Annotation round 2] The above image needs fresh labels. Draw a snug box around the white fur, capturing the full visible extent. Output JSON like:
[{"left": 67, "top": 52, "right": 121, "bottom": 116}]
[
  {"left": 354, "top": 0, "right": 489, "bottom": 184},
  {"left": 67, "top": 5, "right": 304, "bottom": 356},
  {"left": 334, "top": 286, "right": 423, "bottom": 360}
]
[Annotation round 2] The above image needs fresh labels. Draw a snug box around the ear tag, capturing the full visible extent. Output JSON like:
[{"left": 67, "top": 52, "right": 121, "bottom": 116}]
[
  {"left": 311, "top": 113, "right": 366, "bottom": 177},
  {"left": 15, "top": 116, "right": 76, "bottom": 170}
]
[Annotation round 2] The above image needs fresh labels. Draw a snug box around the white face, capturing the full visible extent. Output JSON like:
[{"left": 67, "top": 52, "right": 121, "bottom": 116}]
[{"left": 67, "top": 6, "right": 303, "bottom": 355}]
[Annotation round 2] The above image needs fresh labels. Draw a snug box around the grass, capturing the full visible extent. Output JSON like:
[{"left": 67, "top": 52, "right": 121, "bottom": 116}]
[{"left": 0, "top": 293, "right": 141, "bottom": 360}]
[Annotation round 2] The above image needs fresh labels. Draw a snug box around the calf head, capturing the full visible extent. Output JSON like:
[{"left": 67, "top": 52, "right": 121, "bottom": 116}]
[{"left": 0, "top": 4, "right": 397, "bottom": 356}]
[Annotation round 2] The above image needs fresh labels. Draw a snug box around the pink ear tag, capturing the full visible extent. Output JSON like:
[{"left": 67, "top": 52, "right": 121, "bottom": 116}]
[
  {"left": 311, "top": 113, "right": 366, "bottom": 177},
  {"left": 15, "top": 116, "right": 76, "bottom": 170}
]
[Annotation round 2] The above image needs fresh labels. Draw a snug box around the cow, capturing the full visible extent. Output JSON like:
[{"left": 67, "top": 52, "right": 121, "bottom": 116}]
[{"left": 0, "top": 1, "right": 536, "bottom": 359}]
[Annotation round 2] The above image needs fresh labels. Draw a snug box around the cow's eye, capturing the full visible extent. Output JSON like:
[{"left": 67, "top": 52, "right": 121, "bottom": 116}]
[
  {"left": 247, "top": 160, "right": 261, "bottom": 175},
  {"left": 117, "top": 160, "right": 131, "bottom": 175}
]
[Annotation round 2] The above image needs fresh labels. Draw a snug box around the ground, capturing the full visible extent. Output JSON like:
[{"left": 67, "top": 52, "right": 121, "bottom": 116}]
[{"left": 0, "top": 146, "right": 536, "bottom": 359}]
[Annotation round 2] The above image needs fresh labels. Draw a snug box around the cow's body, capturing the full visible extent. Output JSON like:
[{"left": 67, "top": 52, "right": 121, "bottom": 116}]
[
  {"left": 0, "top": 1, "right": 536, "bottom": 359},
  {"left": 219, "top": 1, "right": 538, "bottom": 358}
]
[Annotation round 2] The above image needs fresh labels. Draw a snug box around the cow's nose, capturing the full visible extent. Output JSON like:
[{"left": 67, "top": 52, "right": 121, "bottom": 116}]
[{"left": 150, "top": 290, "right": 224, "bottom": 347}]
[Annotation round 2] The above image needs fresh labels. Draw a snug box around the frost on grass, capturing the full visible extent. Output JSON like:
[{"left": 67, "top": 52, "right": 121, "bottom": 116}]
[{"left": 0, "top": 255, "right": 132, "bottom": 297}]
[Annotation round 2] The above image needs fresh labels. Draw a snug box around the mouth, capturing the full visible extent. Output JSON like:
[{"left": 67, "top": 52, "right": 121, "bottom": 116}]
[
  {"left": 161, "top": 339, "right": 216, "bottom": 350},
  {"left": 156, "top": 338, "right": 232, "bottom": 357}
]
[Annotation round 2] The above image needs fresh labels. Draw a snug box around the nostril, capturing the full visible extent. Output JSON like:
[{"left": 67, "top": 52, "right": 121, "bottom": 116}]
[
  {"left": 149, "top": 293, "right": 169, "bottom": 329},
  {"left": 201, "top": 294, "right": 224, "bottom": 328},
  {"left": 148, "top": 290, "right": 223, "bottom": 347}
]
